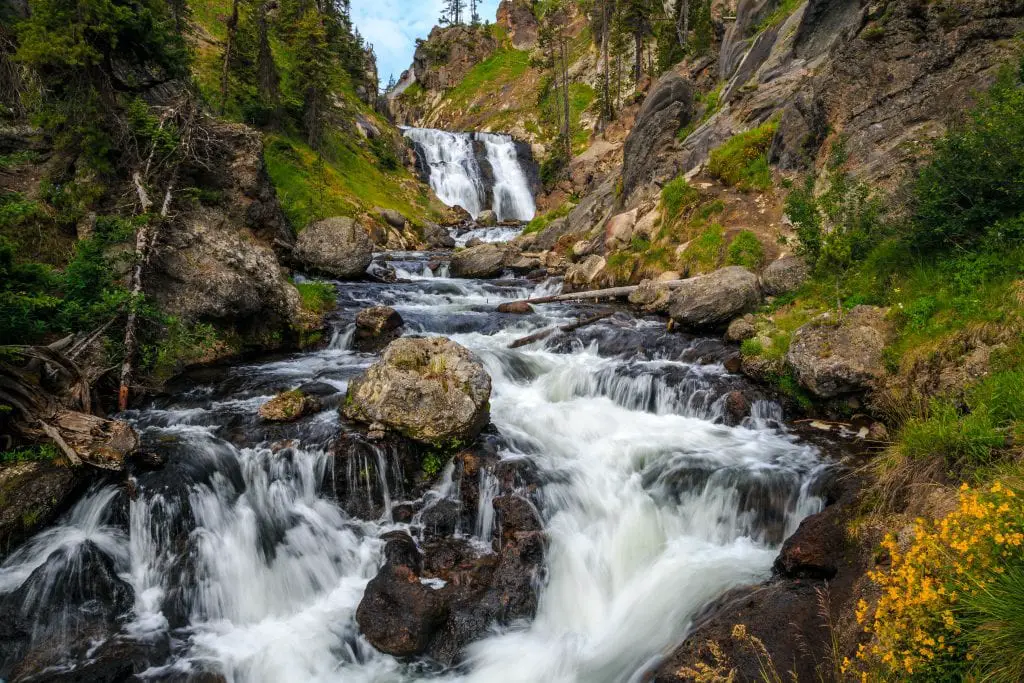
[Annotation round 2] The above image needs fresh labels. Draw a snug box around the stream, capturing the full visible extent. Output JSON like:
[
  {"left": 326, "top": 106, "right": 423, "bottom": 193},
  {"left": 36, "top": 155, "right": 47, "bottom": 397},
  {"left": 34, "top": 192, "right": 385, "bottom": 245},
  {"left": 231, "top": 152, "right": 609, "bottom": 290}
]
[{"left": 0, "top": 233, "right": 828, "bottom": 683}]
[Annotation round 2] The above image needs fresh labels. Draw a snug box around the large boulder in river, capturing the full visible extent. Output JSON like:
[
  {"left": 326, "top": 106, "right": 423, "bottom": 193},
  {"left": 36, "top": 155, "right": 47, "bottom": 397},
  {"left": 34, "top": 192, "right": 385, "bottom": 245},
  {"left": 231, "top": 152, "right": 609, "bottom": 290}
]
[
  {"left": 0, "top": 461, "right": 86, "bottom": 557},
  {"left": 343, "top": 337, "right": 492, "bottom": 444},
  {"left": 294, "top": 217, "right": 374, "bottom": 279},
  {"left": 476, "top": 209, "right": 498, "bottom": 227},
  {"left": 786, "top": 305, "right": 893, "bottom": 398},
  {"left": 761, "top": 256, "right": 810, "bottom": 296},
  {"left": 668, "top": 267, "right": 761, "bottom": 330},
  {"left": 423, "top": 222, "right": 456, "bottom": 249},
  {"left": 450, "top": 243, "right": 510, "bottom": 278},
  {"left": 353, "top": 306, "right": 404, "bottom": 352},
  {"left": 258, "top": 389, "right": 320, "bottom": 421}
]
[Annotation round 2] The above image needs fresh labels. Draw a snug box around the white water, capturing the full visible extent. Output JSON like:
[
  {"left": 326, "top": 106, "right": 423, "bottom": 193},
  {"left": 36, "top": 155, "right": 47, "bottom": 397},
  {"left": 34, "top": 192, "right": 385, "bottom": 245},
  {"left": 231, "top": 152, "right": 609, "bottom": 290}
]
[
  {"left": 0, "top": 254, "right": 825, "bottom": 682},
  {"left": 403, "top": 127, "right": 536, "bottom": 222}
]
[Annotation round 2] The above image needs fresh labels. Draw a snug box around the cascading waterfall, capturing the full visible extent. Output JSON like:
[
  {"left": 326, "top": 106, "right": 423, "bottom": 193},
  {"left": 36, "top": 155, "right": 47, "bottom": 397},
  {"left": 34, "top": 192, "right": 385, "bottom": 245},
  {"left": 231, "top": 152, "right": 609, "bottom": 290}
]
[
  {"left": 403, "top": 127, "right": 536, "bottom": 222},
  {"left": 0, "top": 246, "right": 828, "bottom": 682}
]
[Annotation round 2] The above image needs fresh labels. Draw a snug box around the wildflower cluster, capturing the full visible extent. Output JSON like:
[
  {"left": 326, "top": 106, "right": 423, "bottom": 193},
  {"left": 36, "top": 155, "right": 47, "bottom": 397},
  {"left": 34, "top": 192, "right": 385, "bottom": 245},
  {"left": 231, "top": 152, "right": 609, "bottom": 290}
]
[{"left": 853, "top": 482, "right": 1024, "bottom": 680}]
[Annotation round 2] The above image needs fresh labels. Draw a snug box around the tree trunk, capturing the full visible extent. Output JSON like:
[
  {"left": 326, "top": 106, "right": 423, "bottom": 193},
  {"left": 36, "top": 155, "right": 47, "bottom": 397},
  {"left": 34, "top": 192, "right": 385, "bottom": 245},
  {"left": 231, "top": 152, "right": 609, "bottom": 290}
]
[
  {"left": 220, "top": 0, "right": 240, "bottom": 116},
  {"left": 633, "top": 31, "right": 643, "bottom": 84}
]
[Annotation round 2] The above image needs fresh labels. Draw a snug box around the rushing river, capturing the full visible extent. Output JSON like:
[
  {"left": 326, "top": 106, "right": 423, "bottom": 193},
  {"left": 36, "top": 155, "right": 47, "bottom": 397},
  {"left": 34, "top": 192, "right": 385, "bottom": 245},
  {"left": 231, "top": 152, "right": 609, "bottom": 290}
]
[{"left": 0, "top": 231, "right": 827, "bottom": 683}]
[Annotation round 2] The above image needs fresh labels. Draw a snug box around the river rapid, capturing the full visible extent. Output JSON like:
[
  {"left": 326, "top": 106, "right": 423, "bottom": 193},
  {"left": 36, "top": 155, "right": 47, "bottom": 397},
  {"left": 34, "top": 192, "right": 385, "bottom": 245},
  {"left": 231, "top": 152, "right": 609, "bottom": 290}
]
[{"left": 0, "top": 234, "right": 829, "bottom": 683}]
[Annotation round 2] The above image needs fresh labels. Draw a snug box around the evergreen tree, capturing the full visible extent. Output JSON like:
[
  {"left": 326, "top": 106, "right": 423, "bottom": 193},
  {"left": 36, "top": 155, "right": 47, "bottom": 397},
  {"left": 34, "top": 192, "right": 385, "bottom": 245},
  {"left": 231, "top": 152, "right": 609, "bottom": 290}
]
[{"left": 470, "top": 0, "right": 480, "bottom": 26}]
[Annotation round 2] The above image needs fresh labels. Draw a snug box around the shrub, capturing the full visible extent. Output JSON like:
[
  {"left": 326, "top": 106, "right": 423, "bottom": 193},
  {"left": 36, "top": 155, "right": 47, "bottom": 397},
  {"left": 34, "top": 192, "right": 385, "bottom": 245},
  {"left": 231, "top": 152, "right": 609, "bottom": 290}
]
[
  {"left": 707, "top": 120, "right": 778, "bottom": 191},
  {"left": 725, "top": 230, "right": 764, "bottom": 269},
  {"left": 910, "top": 59, "right": 1024, "bottom": 252},
  {"left": 855, "top": 482, "right": 1024, "bottom": 681},
  {"left": 0, "top": 444, "right": 59, "bottom": 463},
  {"left": 896, "top": 400, "right": 1004, "bottom": 471},
  {"left": 681, "top": 223, "right": 725, "bottom": 272},
  {"left": 294, "top": 279, "right": 336, "bottom": 315}
]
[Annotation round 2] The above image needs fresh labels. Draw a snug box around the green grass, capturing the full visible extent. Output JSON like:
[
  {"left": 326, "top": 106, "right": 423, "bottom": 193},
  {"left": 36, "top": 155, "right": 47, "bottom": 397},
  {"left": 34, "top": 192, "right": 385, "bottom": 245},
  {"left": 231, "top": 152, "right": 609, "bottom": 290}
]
[
  {"left": 661, "top": 177, "right": 701, "bottom": 222},
  {"left": 444, "top": 46, "right": 531, "bottom": 111},
  {"left": 708, "top": 120, "right": 779, "bottom": 191},
  {"left": 523, "top": 201, "right": 575, "bottom": 234},
  {"left": 681, "top": 223, "right": 725, "bottom": 273},
  {"left": 0, "top": 444, "right": 59, "bottom": 464},
  {"left": 294, "top": 279, "right": 336, "bottom": 315},
  {"left": 962, "top": 564, "right": 1024, "bottom": 683},
  {"left": 264, "top": 134, "right": 437, "bottom": 232},
  {"left": 725, "top": 230, "right": 765, "bottom": 269},
  {"left": 754, "top": 0, "right": 803, "bottom": 33}
]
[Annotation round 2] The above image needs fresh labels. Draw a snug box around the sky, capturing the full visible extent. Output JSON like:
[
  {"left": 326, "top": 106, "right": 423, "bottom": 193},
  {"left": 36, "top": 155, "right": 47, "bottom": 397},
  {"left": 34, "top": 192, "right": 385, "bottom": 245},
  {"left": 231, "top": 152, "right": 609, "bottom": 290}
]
[{"left": 351, "top": 0, "right": 503, "bottom": 88}]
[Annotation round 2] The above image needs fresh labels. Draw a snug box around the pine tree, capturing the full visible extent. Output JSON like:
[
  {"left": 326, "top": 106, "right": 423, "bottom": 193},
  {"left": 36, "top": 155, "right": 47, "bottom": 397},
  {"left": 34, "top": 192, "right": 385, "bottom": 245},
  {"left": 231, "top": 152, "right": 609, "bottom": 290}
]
[{"left": 470, "top": 0, "right": 480, "bottom": 26}]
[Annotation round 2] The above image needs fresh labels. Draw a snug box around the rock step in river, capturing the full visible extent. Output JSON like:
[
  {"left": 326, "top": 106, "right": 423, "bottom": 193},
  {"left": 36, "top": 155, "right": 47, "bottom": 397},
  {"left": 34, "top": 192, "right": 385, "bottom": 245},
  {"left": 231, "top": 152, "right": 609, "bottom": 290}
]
[{"left": 0, "top": 228, "right": 829, "bottom": 683}]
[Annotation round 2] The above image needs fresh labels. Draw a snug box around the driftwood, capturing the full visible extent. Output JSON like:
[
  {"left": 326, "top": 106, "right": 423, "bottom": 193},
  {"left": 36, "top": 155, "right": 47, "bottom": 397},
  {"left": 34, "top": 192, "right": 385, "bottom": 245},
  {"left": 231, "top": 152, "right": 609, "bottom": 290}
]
[
  {"left": 509, "top": 312, "right": 614, "bottom": 349},
  {"left": 505, "top": 280, "right": 687, "bottom": 306}
]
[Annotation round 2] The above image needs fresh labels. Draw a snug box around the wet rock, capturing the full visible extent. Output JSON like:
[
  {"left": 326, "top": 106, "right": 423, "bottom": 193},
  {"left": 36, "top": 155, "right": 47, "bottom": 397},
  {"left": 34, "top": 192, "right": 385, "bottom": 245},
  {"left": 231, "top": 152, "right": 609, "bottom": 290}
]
[
  {"left": 628, "top": 279, "right": 673, "bottom": 315},
  {"left": 0, "top": 540, "right": 135, "bottom": 678},
  {"left": 423, "top": 222, "right": 456, "bottom": 249},
  {"left": 497, "top": 301, "right": 534, "bottom": 315},
  {"left": 774, "top": 505, "right": 846, "bottom": 580},
  {"left": 420, "top": 499, "right": 461, "bottom": 538},
  {"left": 723, "top": 354, "right": 743, "bottom": 374},
  {"left": 506, "top": 255, "right": 542, "bottom": 273},
  {"left": 329, "top": 432, "right": 424, "bottom": 521},
  {"left": 786, "top": 306, "right": 893, "bottom": 398},
  {"left": 450, "top": 243, "right": 511, "bottom": 278},
  {"left": 343, "top": 337, "right": 492, "bottom": 444},
  {"left": 668, "top": 267, "right": 762, "bottom": 330},
  {"left": 761, "top": 256, "right": 810, "bottom": 296},
  {"left": 353, "top": 306, "right": 404, "bottom": 352},
  {"left": 493, "top": 494, "right": 542, "bottom": 543},
  {"left": 465, "top": 237, "right": 484, "bottom": 248},
  {"left": 356, "top": 532, "right": 448, "bottom": 657},
  {"left": 376, "top": 207, "right": 407, "bottom": 230},
  {"left": 476, "top": 209, "right": 498, "bottom": 227},
  {"left": 0, "top": 462, "right": 86, "bottom": 558},
  {"left": 722, "top": 390, "right": 751, "bottom": 427},
  {"left": 725, "top": 314, "right": 757, "bottom": 342},
  {"left": 622, "top": 71, "right": 695, "bottom": 199},
  {"left": 258, "top": 389, "right": 320, "bottom": 422},
  {"left": 294, "top": 217, "right": 374, "bottom": 279},
  {"left": 563, "top": 254, "right": 606, "bottom": 293}
]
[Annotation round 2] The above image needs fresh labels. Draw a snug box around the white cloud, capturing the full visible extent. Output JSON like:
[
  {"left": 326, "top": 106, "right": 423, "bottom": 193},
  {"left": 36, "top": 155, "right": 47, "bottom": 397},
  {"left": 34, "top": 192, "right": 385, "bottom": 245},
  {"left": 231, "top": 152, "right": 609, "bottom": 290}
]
[{"left": 351, "top": 0, "right": 503, "bottom": 87}]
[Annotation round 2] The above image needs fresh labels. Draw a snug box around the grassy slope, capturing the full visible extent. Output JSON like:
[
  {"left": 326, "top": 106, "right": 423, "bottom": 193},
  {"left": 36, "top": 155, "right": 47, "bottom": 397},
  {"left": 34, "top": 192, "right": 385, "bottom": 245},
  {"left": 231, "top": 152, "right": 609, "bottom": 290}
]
[{"left": 189, "top": 0, "right": 444, "bottom": 231}]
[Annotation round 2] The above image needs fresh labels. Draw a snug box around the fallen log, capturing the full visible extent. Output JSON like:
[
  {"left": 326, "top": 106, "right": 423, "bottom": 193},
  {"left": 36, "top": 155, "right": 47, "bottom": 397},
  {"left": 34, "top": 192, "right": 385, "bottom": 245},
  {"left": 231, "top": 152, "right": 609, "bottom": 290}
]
[
  {"left": 504, "top": 280, "right": 688, "bottom": 306},
  {"left": 509, "top": 312, "right": 614, "bottom": 349}
]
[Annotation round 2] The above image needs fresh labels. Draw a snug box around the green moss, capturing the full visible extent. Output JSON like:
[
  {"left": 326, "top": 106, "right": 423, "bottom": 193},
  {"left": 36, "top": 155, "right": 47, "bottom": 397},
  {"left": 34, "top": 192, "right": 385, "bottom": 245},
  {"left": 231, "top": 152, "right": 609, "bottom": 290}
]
[
  {"left": 0, "top": 444, "right": 59, "bottom": 463},
  {"left": 661, "top": 177, "right": 701, "bottom": 222},
  {"left": 444, "top": 46, "right": 531, "bottom": 111},
  {"left": 523, "top": 201, "right": 575, "bottom": 234},
  {"left": 708, "top": 120, "right": 779, "bottom": 191},
  {"left": 294, "top": 279, "right": 336, "bottom": 315},
  {"left": 754, "top": 0, "right": 803, "bottom": 33},
  {"left": 681, "top": 223, "right": 725, "bottom": 272}
]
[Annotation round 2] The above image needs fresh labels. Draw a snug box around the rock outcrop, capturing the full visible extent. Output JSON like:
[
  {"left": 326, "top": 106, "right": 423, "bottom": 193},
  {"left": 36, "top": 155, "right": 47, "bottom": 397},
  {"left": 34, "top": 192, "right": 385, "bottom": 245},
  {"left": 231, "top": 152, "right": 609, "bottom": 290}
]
[
  {"left": 668, "top": 267, "right": 761, "bottom": 330},
  {"left": 497, "top": 0, "right": 539, "bottom": 49},
  {"left": 0, "top": 462, "right": 86, "bottom": 558},
  {"left": 786, "top": 305, "right": 893, "bottom": 398},
  {"left": 563, "top": 254, "right": 607, "bottom": 293},
  {"left": 343, "top": 337, "right": 492, "bottom": 444},
  {"left": 760, "top": 256, "right": 809, "bottom": 296},
  {"left": 294, "top": 217, "right": 374, "bottom": 279},
  {"left": 621, "top": 71, "right": 695, "bottom": 199}
]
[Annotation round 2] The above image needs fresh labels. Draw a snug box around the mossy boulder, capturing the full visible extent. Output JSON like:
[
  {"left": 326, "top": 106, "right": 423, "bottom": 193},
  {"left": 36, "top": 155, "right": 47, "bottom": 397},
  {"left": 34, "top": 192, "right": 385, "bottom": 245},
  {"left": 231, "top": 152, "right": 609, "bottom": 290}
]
[
  {"left": 258, "top": 389, "right": 321, "bottom": 421},
  {"left": 342, "top": 337, "right": 491, "bottom": 444}
]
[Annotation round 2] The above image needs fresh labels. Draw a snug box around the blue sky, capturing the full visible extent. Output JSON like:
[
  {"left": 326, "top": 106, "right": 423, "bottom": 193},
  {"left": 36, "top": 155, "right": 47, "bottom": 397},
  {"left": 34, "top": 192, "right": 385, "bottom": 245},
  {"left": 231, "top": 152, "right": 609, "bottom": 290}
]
[{"left": 351, "top": 0, "right": 503, "bottom": 87}]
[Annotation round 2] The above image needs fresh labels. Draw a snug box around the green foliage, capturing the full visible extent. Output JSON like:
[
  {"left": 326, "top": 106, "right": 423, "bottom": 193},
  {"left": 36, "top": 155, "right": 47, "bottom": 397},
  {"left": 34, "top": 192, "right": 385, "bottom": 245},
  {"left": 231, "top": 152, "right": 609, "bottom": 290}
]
[
  {"left": 444, "top": 46, "right": 531, "bottom": 111},
  {"left": 421, "top": 452, "right": 444, "bottom": 478},
  {"left": 661, "top": 177, "right": 700, "bottom": 222},
  {"left": 294, "top": 279, "right": 336, "bottom": 314},
  {"left": 910, "top": 59, "right": 1024, "bottom": 252},
  {"left": 143, "top": 317, "right": 226, "bottom": 381},
  {"left": 897, "top": 399, "right": 1005, "bottom": 471},
  {"left": 961, "top": 564, "right": 1024, "bottom": 683},
  {"left": 681, "top": 223, "right": 725, "bottom": 273},
  {"left": 740, "top": 338, "right": 763, "bottom": 356},
  {"left": 725, "top": 230, "right": 764, "bottom": 269},
  {"left": 707, "top": 120, "right": 778, "bottom": 191},
  {"left": 754, "top": 0, "right": 803, "bottom": 33},
  {"left": 0, "top": 444, "right": 59, "bottom": 463}
]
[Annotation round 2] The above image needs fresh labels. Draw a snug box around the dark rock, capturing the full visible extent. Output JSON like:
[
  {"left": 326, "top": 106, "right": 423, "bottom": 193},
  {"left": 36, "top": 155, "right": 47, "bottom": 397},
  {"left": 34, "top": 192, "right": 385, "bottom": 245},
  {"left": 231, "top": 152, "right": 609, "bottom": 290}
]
[
  {"left": 722, "top": 390, "right": 751, "bottom": 427},
  {"left": 376, "top": 207, "right": 407, "bottom": 230},
  {"left": 294, "top": 217, "right": 374, "bottom": 279},
  {"left": 343, "top": 337, "right": 492, "bottom": 444},
  {"left": 423, "top": 222, "right": 456, "bottom": 249},
  {"left": 353, "top": 306, "right": 404, "bottom": 352},
  {"left": 723, "top": 354, "right": 743, "bottom": 374},
  {"left": 356, "top": 532, "right": 448, "bottom": 657},
  {"left": 668, "top": 267, "right": 762, "bottom": 330},
  {"left": 493, "top": 494, "right": 542, "bottom": 544},
  {"left": 774, "top": 505, "right": 846, "bottom": 580},
  {"left": 420, "top": 499, "right": 461, "bottom": 538},
  {"left": 622, "top": 71, "right": 695, "bottom": 199},
  {"left": 329, "top": 432, "right": 424, "bottom": 521}
]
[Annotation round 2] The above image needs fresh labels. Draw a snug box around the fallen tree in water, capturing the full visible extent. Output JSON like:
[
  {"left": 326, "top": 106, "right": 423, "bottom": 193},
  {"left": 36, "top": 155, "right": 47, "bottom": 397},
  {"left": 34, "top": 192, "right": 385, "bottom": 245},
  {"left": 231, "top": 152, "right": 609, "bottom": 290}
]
[
  {"left": 502, "top": 281, "right": 688, "bottom": 306},
  {"left": 508, "top": 312, "right": 614, "bottom": 349}
]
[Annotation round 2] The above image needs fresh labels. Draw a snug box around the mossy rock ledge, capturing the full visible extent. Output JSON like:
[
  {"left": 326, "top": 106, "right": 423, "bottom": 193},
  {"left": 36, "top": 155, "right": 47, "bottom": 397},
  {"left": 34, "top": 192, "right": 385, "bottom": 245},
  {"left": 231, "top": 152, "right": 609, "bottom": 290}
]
[{"left": 342, "top": 337, "right": 492, "bottom": 444}]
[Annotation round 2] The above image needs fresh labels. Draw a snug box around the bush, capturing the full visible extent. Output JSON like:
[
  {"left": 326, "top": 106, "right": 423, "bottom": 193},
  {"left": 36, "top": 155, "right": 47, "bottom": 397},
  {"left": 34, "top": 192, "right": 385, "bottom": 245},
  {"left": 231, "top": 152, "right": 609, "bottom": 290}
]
[
  {"left": 0, "top": 444, "right": 59, "bottom": 463},
  {"left": 707, "top": 120, "right": 778, "bottom": 191},
  {"left": 725, "top": 230, "right": 764, "bottom": 269},
  {"left": 294, "top": 279, "right": 336, "bottom": 315},
  {"left": 855, "top": 482, "right": 1024, "bottom": 681},
  {"left": 896, "top": 399, "right": 1005, "bottom": 471},
  {"left": 910, "top": 59, "right": 1024, "bottom": 252}
]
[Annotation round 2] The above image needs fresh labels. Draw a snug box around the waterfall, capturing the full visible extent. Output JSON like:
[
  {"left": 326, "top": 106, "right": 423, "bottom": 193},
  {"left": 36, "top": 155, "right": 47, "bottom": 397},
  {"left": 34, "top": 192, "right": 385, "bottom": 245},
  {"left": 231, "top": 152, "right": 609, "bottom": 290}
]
[{"left": 403, "top": 127, "right": 536, "bottom": 222}]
